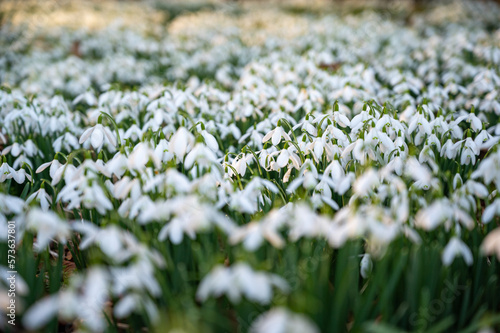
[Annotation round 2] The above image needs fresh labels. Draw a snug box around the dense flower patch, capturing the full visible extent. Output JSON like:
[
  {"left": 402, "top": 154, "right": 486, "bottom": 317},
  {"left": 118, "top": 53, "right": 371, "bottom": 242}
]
[{"left": 1, "top": 2, "right": 500, "bottom": 332}]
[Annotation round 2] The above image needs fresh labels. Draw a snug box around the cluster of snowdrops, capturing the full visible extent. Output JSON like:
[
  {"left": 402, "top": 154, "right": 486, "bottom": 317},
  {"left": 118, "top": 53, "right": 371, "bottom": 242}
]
[{"left": 1, "top": 2, "right": 500, "bottom": 332}]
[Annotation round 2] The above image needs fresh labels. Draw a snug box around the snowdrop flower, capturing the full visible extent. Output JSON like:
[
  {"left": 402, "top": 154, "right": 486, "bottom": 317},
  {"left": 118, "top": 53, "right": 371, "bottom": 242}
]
[
  {"left": 0, "top": 162, "right": 31, "bottom": 184},
  {"left": 200, "top": 129, "right": 219, "bottom": 151},
  {"left": 127, "top": 142, "right": 161, "bottom": 171},
  {"left": 196, "top": 263, "right": 289, "bottom": 304},
  {"left": 287, "top": 203, "right": 330, "bottom": 241},
  {"left": 154, "top": 139, "right": 174, "bottom": 163},
  {"left": 481, "top": 228, "right": 500, "bottom": 260},
  {"left": 415, "top": 200, "right": 453, "bottom": 231},
  {"left": 227, "top": 153, "right": 254, "bottom": 177},
  {"left": 239, "top": 128, "right": 265, "bottom": 150},
  {"left": 353, "top": 169, "right": 379, "bottom": 196},
  {"left": 276, "top": 147, "right": 302, "bottom": 170},
  {"left": 79, "top": 123, "right": 117, "bottom": 151},
  {"left": 36, "top": 159, "right": 62, "bottom": 177},
  {"left": 23, "top": 267, "right": 110, "bottom": 332},
  {"left": 483, "top": 199, "right": 500, "bottom": 223},
  {"left": 113, "top": 293, "right": 159, "bottom": 323},
  {"left": 360, "top": 254, "right": 373, "bottom": 279},
  {"left": 0, "top": 194, "right": 24, "bottom": 215},
  {"left": 442, "top": 237, "right": 473, "bottom": 266},
  {"left": 169, "top": 127, "right": 195, "bottom": 161},
  {"left": 26, "top": 188, "right": 52, "bottom": 211},
  {"left": 123, "top": 124, "right": 143, "bottom": 141},
  {"left": 454, "top": 112, "right": 482, "bottom": 132},
  {"left": 440, "top": 139, "right": 460, "bottom": 159},
  {"left": 262, "top": 126, "right": 291, "bottom": 146},
  {"left": 250, "top": 308, "right": 319, "bottom": 333},
  {"left": 141, "top": 196, "right": 234, "bottom": 243},
  {"left": 184, "top": 143, "right": 218, "bottom": 170},
  {"left": 52, "top": 133, "right": 80, "bottom": 153},
  {"left": 230, "top": 209, "right": 286, "bottom": 250},
  {"left": 26, "top": 209, "right": 70, "bottom": 251}
]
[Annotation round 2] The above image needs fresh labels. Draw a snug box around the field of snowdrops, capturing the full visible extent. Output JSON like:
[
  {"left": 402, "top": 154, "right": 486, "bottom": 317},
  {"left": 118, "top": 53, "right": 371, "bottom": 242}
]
[{"left": 1, "top": 0, "right": 500, "bottom": 332}]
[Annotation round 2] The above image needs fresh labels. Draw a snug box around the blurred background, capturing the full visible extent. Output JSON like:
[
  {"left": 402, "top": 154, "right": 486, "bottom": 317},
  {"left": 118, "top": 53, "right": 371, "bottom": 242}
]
[{"left": 1, "top": 0, "right": 500, "bottom": 32}]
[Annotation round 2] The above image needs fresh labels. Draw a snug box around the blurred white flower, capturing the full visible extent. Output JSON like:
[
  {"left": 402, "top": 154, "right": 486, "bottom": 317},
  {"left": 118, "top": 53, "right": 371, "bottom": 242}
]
[
  {"left": 442, "top": 237, "right": 473, "bottom": 266},
  {"left": 26, "top": 209, "right": 70, "bottom": 251},
  {"left": 196, "top": 263, "right": 289, "bottom": 304},
  {"left": 250, "top": 307, "right": 319, "bottom": 333}
]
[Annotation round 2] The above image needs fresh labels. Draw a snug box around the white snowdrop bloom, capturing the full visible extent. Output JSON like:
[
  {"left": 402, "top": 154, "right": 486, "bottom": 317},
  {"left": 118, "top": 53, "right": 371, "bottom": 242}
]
[
  {"left": 52, "top": 132, "right": 80, "bottom": 153},
  {"left": 442, "top": 237, "right": 473, "bottom": 266},
  {"left": 332, "top": 111, "right": 351, "bottom": 127},
  {"left": 73, "top": 90, "right": 97, "bottom": 106},
  {"left": 79, "top": 123, "right": 117, "bottom": 151},
  {"left": 262, "top": 126, "right": 291, "bottom": 146},
  {"left": 153, "top": 138, "right": 174, "bottom": 163},
  {"left": 0, "top": 162, "right": 31, "bottom": 184},
  {"left": 26, "top": 188, "right": 52, "bottom": 211},
  {"left": 482, "top": 199, "right": 500, "bottom": 223},
  {"left": 454, "top": 113, "right": 482, "bottom": 132},
  {"left": 127, "top": 142, "right": 161, "bottom": 171},
  {"left": 293, "top": 118, "right": 317, "bottom": 136},
  {"left": 23, "top": 267, "right": 110, "bottom": 332},
  {"left": 184, "top": 143, "right": 218, "bottom": 170},
  {"left": 337, "top": 172, "right": 355, "bottom": 195},
  {"left": 351, "top": 139, "right": 378, "bottom": 165},
  {"left": 121, "top": 195, "right": 154, "bottom": 220},
  {"left": 250, "top": 307, "right": 319, "bottom": 333},
  {"left": 196, "top": 263, "right": 289, "bottom": 304},
  {"left": 227, "top": 153, "right": 254, "bottom": 177},
  {"left": 123, "top": 124, "right": 143, "bottom": 141},
  {"left": 481, "top": 228, "right": 500, "bottom": 260},
  {"left": 460, "top": 146, "right": 477, "bottom": 165},
  {"left": 230, "top": 177, "right": 279, "bottom": 214},
  {"left": 141, "top": 195, "right": 234, "bottom": 243},
  {"left": 464, "top": 180, "right": 488, "bottom": 198},
  {"left": 324, "top": 123, "right": 348, "bottom": 142},
  {"left": 405, "top": 157, "right": 435, "bottom": 188},
  {"left": 169, "top": 127, "right": 195, "bottom": 161},
  {"left": 82, "top": 182, "right": 113, "bottom": 214},
  {"left": 239, "top": 128, "right": 265, "bottom": 150},
  {"left": 2, "top": 139, "right": 41, "bottom": 159},
  {"left": 26, "top": 209, "right": 70, "bottom": 251},
  {"left": 471, "top": 150, "right": 500, "bottom": 186},
  {"left": 441, "top": 139, "right": 460, "bottom": 159},
  {"left": 366, "top": 128, "right": 395, "bottom": 152},
  {"left": 36, "top": 159, "right": 62, "bottom": 176},
  {"left": 200, "top": 129, "right": 219, "bottom": 151},
  {"left": 230, "top": 209, "right": 287, "bottom": 250},
  {"left": 113, "top": 293, "right": 159, "bottom": 324},
  {"left": 453, "top": 173, "right": 463, "bottom": 190},
  {"left": 111, "top": 259, "right": 162, "bottom": 298},
  {"left": 385, "top": 155, "right": 404, "bottom": 176},
  {"left": 474, "top": 129, "right": 497, "bottom": 149},
  {"left": 353, "top": 169, "right": 379, "bottom": 196},
  {"left": 0, "top": 193, "right": 24, "bottom": 215},
  {"left": 287, "top": 203, "right": 330, "bottom": 241},
  {"left": 105, "top": 152, "right": 129, "bottom": 178},
  {"left": 415, "top": 200, "right": 453, "bottom": 231},
  {"left": 360, "top": 254, "right": 373, "bottom": 279}
]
